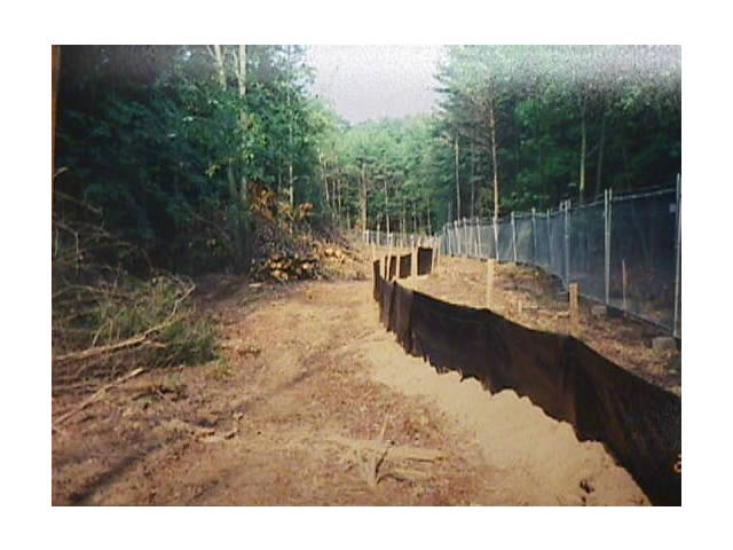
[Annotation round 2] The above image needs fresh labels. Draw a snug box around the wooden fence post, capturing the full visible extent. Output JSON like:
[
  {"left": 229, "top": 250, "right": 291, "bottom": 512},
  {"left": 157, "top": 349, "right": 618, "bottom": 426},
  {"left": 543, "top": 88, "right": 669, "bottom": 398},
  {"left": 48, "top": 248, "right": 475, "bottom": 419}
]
[{"left": 486, "top": 259, "right": 495, "bottom": 309}]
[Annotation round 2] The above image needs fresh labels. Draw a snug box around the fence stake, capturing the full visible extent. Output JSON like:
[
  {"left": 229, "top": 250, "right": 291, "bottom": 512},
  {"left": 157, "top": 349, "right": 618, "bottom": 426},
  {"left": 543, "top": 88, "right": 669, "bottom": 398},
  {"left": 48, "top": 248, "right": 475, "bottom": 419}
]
[
  {"left": 511, "top": 211, "right": 517, "bottom": 263},
  {"left": 673, "top": 173, "right": 681, "bottom": 338},
  {"left": 486, "top": 258, "right": 495, "bottom": 309},
  {"left": 463, "top": 217, "right": 469, "bottom": 257}
]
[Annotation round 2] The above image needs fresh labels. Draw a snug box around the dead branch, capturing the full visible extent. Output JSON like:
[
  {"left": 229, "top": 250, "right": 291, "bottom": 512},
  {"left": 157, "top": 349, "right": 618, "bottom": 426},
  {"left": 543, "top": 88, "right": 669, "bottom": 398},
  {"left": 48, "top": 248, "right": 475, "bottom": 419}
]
[
  {"left": 53, "top": 190, "right": 103, "bottom": 216},
  {"left": 53, "top": 367, "right": 145, "bottom": 428},
  {"left": 53, "top": 283, "right": 195, "bottom": 365},
  {"left": 326, "top": 435, "right": 444, "bottom": 463}
]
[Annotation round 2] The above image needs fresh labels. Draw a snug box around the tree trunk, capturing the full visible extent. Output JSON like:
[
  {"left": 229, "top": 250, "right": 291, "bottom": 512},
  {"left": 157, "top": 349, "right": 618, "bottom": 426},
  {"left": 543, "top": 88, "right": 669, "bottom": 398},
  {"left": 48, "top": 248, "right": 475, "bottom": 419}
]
[
  {"left": 383, "top": 178, "right": 390, "bottom": 234},
  {"left": 425, "top": 195, "right": 432, "bottom": 235},
  {"left": 470, "top": 137, "right": 476, "bottom": 218},
  {"left": 579, "top": 93, "right": 587, "bottom": 203},
  {"left": 287, "top": 47, "right": 294, "bottom": 209},
  {"left": 213, "top": 45, "right": 227, "bottom": 89},
  {"left": 454, "top": 135, "right": 461, "bottom": 220},
  {"left": 320, "top": 153, "right": 330, "bottom": 212},
  {"left": 594, "top": 112, "right": 607, "bottom": 200},
  {"left": 235, "top": 45, "right": 250, "bottom": 267},
  {"left": 288, "top": 145, "right": 294, "bottom": 208},
  {"left": 212, "top": 45, "right": 245, "bottom": 272},
  {"left": 401, "top": 199, "right": 406, "bottom": 237},
  {"left": 336, "top": 173, "right": 342, "bottom": 227},
  {"left": 360, "top": 161, "right": 368, "bottom": 230},
  {"left": 488, "top": 97, "right": 500, "bottom": 224},
  {"left": 52, "top": 45, "right": 61, "bottom": 179}
]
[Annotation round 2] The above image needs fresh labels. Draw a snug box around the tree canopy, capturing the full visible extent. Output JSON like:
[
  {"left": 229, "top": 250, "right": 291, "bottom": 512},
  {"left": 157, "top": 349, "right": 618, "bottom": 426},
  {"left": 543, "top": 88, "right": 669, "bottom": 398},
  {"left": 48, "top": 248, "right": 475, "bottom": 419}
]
[{"left": 54, "top": 45, "right": 681, "bottom": 272}]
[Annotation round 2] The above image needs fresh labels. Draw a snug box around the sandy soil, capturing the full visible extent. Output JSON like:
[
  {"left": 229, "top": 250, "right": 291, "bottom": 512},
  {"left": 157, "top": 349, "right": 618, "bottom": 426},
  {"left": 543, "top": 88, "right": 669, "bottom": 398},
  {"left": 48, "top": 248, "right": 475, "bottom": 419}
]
[{"left": 52, "top": 254, "right": 650, "bottom": 505}]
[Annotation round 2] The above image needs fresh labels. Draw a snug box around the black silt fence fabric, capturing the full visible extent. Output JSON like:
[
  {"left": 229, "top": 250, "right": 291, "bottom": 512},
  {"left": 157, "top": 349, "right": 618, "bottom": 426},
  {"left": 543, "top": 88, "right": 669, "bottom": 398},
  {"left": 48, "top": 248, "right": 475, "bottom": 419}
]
[
  {"left": 383, "top": 255, "right": 397, "bottom": 280},
  {"left": 377, "top": 274, "right": 394, "bottom": 328},
  {"left": 376, "top": 249, "right": 434, "bottom": 282},
  {"left": 373, "top": 274, "right": 681, "bottom": 506},
  {"left": 372, "top": 260, "right": 381, "bottom": 301},
  {"left": 417, "top": 247, "right": 433, "bottom": 275},
  {"left": 399, "top": 254, "right": 412, "bottom": 278}
]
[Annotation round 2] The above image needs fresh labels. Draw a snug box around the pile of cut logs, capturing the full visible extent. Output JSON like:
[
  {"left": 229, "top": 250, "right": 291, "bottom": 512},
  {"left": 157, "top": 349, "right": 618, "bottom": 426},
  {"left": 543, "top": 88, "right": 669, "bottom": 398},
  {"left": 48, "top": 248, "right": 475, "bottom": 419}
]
[{"left": 257, "top": 253, "right": 321, "bottom": 282}]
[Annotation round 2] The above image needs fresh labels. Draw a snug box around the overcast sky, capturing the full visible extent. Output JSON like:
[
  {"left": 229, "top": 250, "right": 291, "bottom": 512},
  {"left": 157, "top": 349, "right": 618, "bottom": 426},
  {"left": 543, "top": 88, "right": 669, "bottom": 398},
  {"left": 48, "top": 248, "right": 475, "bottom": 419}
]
[{"left": 305, "top": 45, "right": 445, "bottom": 124}]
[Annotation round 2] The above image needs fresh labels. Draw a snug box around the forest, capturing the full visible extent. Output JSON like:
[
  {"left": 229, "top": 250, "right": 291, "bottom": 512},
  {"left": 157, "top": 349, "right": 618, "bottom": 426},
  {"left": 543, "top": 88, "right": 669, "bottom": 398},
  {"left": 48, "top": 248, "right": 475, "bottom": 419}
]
[
  {"left": 54, "top": 45, "right": 680, "bottom": 275},
  {"left": 52, "top": 45, "right": 680, "bottom": 382}
]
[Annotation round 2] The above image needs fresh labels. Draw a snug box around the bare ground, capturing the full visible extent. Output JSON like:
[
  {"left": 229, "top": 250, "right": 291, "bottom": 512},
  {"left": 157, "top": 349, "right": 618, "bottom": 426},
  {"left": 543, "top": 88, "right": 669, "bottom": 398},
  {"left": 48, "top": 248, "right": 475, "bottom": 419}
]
[{"left": 52, "top": 253, "right": 652, "bottom": 506}]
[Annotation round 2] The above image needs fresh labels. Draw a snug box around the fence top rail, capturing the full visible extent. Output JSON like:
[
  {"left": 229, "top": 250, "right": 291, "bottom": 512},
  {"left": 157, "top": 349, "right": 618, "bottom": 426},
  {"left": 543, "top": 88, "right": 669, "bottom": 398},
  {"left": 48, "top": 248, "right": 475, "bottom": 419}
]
[
  {"left": 438, "top": 185, "right": 676, "bottom": 233},
  {"left": 611, "top": 186, "right": 676, "bottom": 203}
]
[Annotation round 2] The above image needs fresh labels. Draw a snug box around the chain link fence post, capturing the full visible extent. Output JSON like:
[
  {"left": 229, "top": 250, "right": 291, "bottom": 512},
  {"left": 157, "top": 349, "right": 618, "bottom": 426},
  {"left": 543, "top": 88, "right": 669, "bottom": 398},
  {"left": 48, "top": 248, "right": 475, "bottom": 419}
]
[
  {"left": 604, "top": 189, "right": 610, "bottom": 305},
  {"left": 674, "top": 173, "right": 681, "bottom": 338},
  {"left": 531, "top": 207, "right": 537, "bottom": 264},
  {"left": 564, "top": 199, "right": 571, "bottom": 285},
  {"left": 511, "top": 211, "right": 517, "bottom": 263},
  {"left": 547, "top": 208, "right": 553, "bottom": 271},
  {"left": 477, "top": 216, "right": 483, "bottom": 259}
]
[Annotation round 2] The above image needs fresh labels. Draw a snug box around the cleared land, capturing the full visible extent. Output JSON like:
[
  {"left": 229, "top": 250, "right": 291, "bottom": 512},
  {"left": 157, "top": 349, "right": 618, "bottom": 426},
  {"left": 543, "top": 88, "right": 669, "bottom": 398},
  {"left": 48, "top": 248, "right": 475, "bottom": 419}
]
[{"left": 52, "top": 252, "right": 665, "bottom": 505}]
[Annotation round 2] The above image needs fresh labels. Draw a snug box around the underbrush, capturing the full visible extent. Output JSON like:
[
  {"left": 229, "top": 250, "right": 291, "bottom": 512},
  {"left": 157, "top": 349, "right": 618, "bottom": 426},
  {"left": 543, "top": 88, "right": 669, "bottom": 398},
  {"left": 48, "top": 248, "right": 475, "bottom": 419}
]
[
  {"left": 52, "top": 194, "right": 217, "bottom": 395},
  {"left": 52, "top": 273, "right": 217, "bottom": 394}
]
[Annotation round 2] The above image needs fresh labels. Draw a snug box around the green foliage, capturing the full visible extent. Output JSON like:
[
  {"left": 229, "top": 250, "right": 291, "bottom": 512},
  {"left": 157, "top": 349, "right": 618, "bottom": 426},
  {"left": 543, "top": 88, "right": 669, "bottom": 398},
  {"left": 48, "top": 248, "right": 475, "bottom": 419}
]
[
  {"left": 55, "top": 45, "right": 328, "bottom": 274},
  {"left": 54, "top": 45, "right": 681, "bottom": 264},
  {"left": 324, "top": 45, "right": 680, "bottom": 234}
]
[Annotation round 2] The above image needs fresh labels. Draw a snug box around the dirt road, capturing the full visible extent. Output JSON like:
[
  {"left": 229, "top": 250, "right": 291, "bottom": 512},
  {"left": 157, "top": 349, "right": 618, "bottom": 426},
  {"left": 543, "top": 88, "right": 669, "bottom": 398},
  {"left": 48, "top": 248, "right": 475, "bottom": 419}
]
[{"left": 52, "top": 274, "right": 647, "bottom": 505}]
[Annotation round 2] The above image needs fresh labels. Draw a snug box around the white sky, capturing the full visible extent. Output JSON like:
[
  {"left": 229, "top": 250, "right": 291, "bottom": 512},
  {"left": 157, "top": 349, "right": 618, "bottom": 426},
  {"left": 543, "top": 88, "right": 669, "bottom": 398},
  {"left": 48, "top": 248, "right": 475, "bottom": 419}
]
[{"left": 305, "top": 45, "right": 445, "bottom": 124}]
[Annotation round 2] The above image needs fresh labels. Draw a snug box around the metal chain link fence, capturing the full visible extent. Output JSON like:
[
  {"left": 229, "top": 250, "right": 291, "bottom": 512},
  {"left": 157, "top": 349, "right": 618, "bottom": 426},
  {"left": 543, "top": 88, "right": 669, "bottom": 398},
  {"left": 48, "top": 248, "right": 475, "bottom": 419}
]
[
  {"left": 363, "top": 181, "right": 681, "bottom": 337},
  {"left": 442, "top": 185, "right": 681, "bottom": 336}
]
